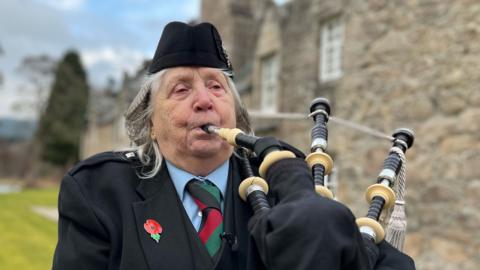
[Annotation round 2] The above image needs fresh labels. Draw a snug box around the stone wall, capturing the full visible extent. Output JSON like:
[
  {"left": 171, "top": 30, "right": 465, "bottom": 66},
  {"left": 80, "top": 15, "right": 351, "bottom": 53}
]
[
  {"left": 335, "top": 1, "right": 480, "bottom": 269},
  {"left": 201, "top": 0, "right": 268, "bottom": 72},
  {"left": 81, "top": 63, "right": 147, "bottom": 158},
  {"left": 250, "top": 7, "right": 283, "bottom": 112},
  {"left": 83, "top": 0, "right": 480, "bottom": 266},
  {"left": 204, "top": 0, "right": 480, "bottom": 269},
  {"left": 82, "top": 118, "right": 126, "bottom": 157}
]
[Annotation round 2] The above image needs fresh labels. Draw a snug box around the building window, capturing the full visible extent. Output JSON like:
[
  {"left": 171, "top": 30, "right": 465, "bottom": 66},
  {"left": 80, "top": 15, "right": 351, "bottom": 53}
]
[
  {"left": 260, "top": 54, "right": 279, "bottom": 112},
  {"left": 320, "top": 16, "right": 344, "bottom": 82}
]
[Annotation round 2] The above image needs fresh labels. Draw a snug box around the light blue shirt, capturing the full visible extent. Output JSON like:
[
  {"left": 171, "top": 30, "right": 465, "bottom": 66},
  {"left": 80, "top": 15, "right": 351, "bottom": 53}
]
[{"left": 165, "top": 159, "right": 229, "bottom": 231}]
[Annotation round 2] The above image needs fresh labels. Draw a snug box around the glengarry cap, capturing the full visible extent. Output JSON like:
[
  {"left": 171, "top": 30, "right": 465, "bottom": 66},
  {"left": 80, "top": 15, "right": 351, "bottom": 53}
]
[
  {"left": 148, "top": 21, "right": 232, "bottom": 74},
  {"left": 124, "top": 21, "right": 233, "bottom": 145}
]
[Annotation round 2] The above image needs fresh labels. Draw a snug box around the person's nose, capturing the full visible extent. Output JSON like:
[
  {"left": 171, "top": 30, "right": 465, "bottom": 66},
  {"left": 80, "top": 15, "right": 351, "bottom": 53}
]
[{"left": 193, "top": 85, "right": 213, "bottom": 112}]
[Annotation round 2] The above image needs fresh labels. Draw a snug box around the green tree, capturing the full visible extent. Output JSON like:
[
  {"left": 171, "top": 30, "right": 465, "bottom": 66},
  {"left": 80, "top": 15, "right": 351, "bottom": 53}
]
[{"left": 35, "top": 50, "right": 89, "bottom": 166}]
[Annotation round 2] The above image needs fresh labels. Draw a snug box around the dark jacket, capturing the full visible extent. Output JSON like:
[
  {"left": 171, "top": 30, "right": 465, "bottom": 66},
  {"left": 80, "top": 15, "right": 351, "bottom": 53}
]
[{"left": 52, "top": 151, "right": 415, "bottom": 270}]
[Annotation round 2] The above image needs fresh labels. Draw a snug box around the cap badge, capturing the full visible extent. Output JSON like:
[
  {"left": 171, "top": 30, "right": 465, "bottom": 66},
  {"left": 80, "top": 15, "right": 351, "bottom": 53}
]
[{"left": 222, "top": 45, "right": 232, "bottom": 70}]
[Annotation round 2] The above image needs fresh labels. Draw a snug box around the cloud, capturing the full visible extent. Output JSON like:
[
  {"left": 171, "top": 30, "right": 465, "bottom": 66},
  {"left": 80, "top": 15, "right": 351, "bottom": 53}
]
[
  {"left": 179, "top": 0, "right": 200, "bottom": 19},
  {"left": 0, "top": 91, "right": 20, "bottom": 118},
  {"left": 0, "top": 77, "right": 38, "bottom": 119},
  {"left": 81, "top": 47, "right": 147, "bottom": 85},
  {"left": 0, "top": 1, "right": 74, "bottom": 112},
  {"left": 0, "top": 0, "right": 72, "bottom": 43},
  {"left": 0, "top": 0, "right": 202, "bottom": 119},
  {"left": 33, "top": 0, "right": 86, "bottom": 11}
]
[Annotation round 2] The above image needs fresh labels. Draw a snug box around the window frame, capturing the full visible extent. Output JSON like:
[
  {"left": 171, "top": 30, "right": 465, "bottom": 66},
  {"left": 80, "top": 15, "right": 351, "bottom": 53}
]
[
  {"left": 260, "top": 53, "right": 280, "bottom": 113},
  {"left": 319, "top": 16, "right": 344, "bottom": 83}
]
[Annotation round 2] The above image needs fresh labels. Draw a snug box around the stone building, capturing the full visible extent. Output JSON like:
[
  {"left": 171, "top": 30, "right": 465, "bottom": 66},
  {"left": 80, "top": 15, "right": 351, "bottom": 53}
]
[
  {"left": 201, "top": 0, "right": 480, "bottom": 269},
  {"left": 81, "top": 62, "right": 149, "bottom": 157},
  {"left": 83, "top": 0, "right": 480, "bottom": 269}
]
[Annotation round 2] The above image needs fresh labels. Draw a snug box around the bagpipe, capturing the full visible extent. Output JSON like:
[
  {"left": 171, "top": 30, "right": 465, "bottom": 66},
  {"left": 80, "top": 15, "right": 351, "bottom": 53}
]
[{"left": 202, "top": 97, "right": 414, "bottom": 267}]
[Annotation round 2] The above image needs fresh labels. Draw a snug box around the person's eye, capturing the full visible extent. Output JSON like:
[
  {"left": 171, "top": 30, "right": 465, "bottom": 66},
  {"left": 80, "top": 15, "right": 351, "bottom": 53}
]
[
  {"left": 207, "top": 81, "right": 225, "bottom": 94},
  {"left": 175, "top": 88, "right": 188, "bottom": 93},
  {"left": 172, "top": 84, "right": 190, "bottom": 95}
]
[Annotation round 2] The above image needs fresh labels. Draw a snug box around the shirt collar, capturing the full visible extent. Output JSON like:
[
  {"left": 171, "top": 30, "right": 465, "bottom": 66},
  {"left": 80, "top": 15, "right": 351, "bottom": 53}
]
[{"left": 165, "top": 159, "right": 229, "bottom": 201}]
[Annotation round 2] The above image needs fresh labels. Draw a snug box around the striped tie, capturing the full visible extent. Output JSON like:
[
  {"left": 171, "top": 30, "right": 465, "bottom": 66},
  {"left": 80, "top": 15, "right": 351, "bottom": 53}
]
[{"left": 187, "top": 179, "right": 224, "bottom": 258}]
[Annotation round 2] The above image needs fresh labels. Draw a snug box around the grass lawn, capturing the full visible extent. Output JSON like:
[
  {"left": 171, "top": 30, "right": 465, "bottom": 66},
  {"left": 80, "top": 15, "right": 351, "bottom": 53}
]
[{"left": 0, "top": 187, "right": 59, "bottom": 270}]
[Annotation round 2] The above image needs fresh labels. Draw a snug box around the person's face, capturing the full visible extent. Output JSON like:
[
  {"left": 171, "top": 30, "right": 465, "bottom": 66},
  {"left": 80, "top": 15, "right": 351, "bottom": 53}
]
[{"left": 151, "top": 67, "right": 236, "bottom": 162}]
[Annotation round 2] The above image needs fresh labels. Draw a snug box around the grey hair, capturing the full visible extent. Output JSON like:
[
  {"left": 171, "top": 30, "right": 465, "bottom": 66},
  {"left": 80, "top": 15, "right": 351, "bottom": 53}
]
[{"left": 125, "top": 68, "right": 251, "bottom": 179}]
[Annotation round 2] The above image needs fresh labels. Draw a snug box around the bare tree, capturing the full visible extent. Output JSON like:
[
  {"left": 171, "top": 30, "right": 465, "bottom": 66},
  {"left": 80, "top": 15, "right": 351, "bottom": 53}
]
[
  {"left": 0, "top": 44, "right": 4, "bottom": 87},
  {"left": 9, "top": 54, "right": 56, "bottom": 185},
  {"left": 13, "top": 54, "right": 56, "bottom": 117}
]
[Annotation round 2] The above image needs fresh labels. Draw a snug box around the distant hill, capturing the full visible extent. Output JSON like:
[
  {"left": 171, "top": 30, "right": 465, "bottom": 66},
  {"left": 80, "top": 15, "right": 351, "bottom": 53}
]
[{"left": 0, "top": 118, "right": 37, "bottom": 142}]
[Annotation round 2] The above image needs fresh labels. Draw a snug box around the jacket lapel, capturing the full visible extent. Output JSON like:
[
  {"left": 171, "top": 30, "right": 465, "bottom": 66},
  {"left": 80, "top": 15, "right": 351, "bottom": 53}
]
[
  {"left": 133, "top": 161, "right": 213, "bottom": 270},
  {"left": 215, "top": 156, "right": 255, "bottom": 270}
]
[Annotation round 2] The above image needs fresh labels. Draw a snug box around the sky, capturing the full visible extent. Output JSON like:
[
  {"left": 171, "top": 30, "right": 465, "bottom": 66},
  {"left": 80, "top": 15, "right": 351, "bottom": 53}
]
[
  {"left": 0, "top": 0, "right": 201, "bottom": 119},
  {"left": 0, "top": 0, "right": 290, "bottom": 120}
]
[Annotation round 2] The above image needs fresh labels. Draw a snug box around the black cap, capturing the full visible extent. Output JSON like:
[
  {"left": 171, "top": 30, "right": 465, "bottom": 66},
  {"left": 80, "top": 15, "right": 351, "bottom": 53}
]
[{"left": 148, "top": 21, "right": 233, "bottom": 75}]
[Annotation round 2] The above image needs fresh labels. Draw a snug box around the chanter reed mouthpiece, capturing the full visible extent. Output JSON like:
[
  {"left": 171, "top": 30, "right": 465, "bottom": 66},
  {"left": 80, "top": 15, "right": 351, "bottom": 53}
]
[{"left": 201, "top": 124, "right": 220, "bottom": 134}]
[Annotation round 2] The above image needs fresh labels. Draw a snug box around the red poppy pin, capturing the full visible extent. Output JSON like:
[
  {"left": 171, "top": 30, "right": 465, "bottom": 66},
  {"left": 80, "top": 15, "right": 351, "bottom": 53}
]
[{"left": 144, "top": 219, "right": 163, "bottom": 243}]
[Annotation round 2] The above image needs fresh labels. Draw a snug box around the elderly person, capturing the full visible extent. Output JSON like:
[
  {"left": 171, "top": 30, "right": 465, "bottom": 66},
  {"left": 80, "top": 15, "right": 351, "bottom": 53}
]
[{"left": 52, "top": 22, "right": 415, "bottom": 270}]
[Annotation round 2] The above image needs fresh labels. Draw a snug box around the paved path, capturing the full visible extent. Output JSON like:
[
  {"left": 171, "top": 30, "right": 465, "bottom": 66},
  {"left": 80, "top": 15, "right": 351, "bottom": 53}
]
[
  {"left": 31, "top": 206, "right": 58, "bottom": 221},
  {"left": 0, "top": 184, "right": 59, "bottom": 221},
  {"left": 0, "top": 183, "right": 21, "bottom": 193}
]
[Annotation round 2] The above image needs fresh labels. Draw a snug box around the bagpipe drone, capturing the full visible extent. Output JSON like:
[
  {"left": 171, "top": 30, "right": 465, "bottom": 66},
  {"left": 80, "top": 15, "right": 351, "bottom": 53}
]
[{"left": 202, "top": 97, "right": 414, "bottom": 267}]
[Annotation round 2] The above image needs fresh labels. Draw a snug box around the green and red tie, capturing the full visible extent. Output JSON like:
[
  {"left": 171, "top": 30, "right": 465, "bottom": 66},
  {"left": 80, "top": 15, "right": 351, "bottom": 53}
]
[{"left": 187, "top": 179, "right": 224, "bottom": 258}]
